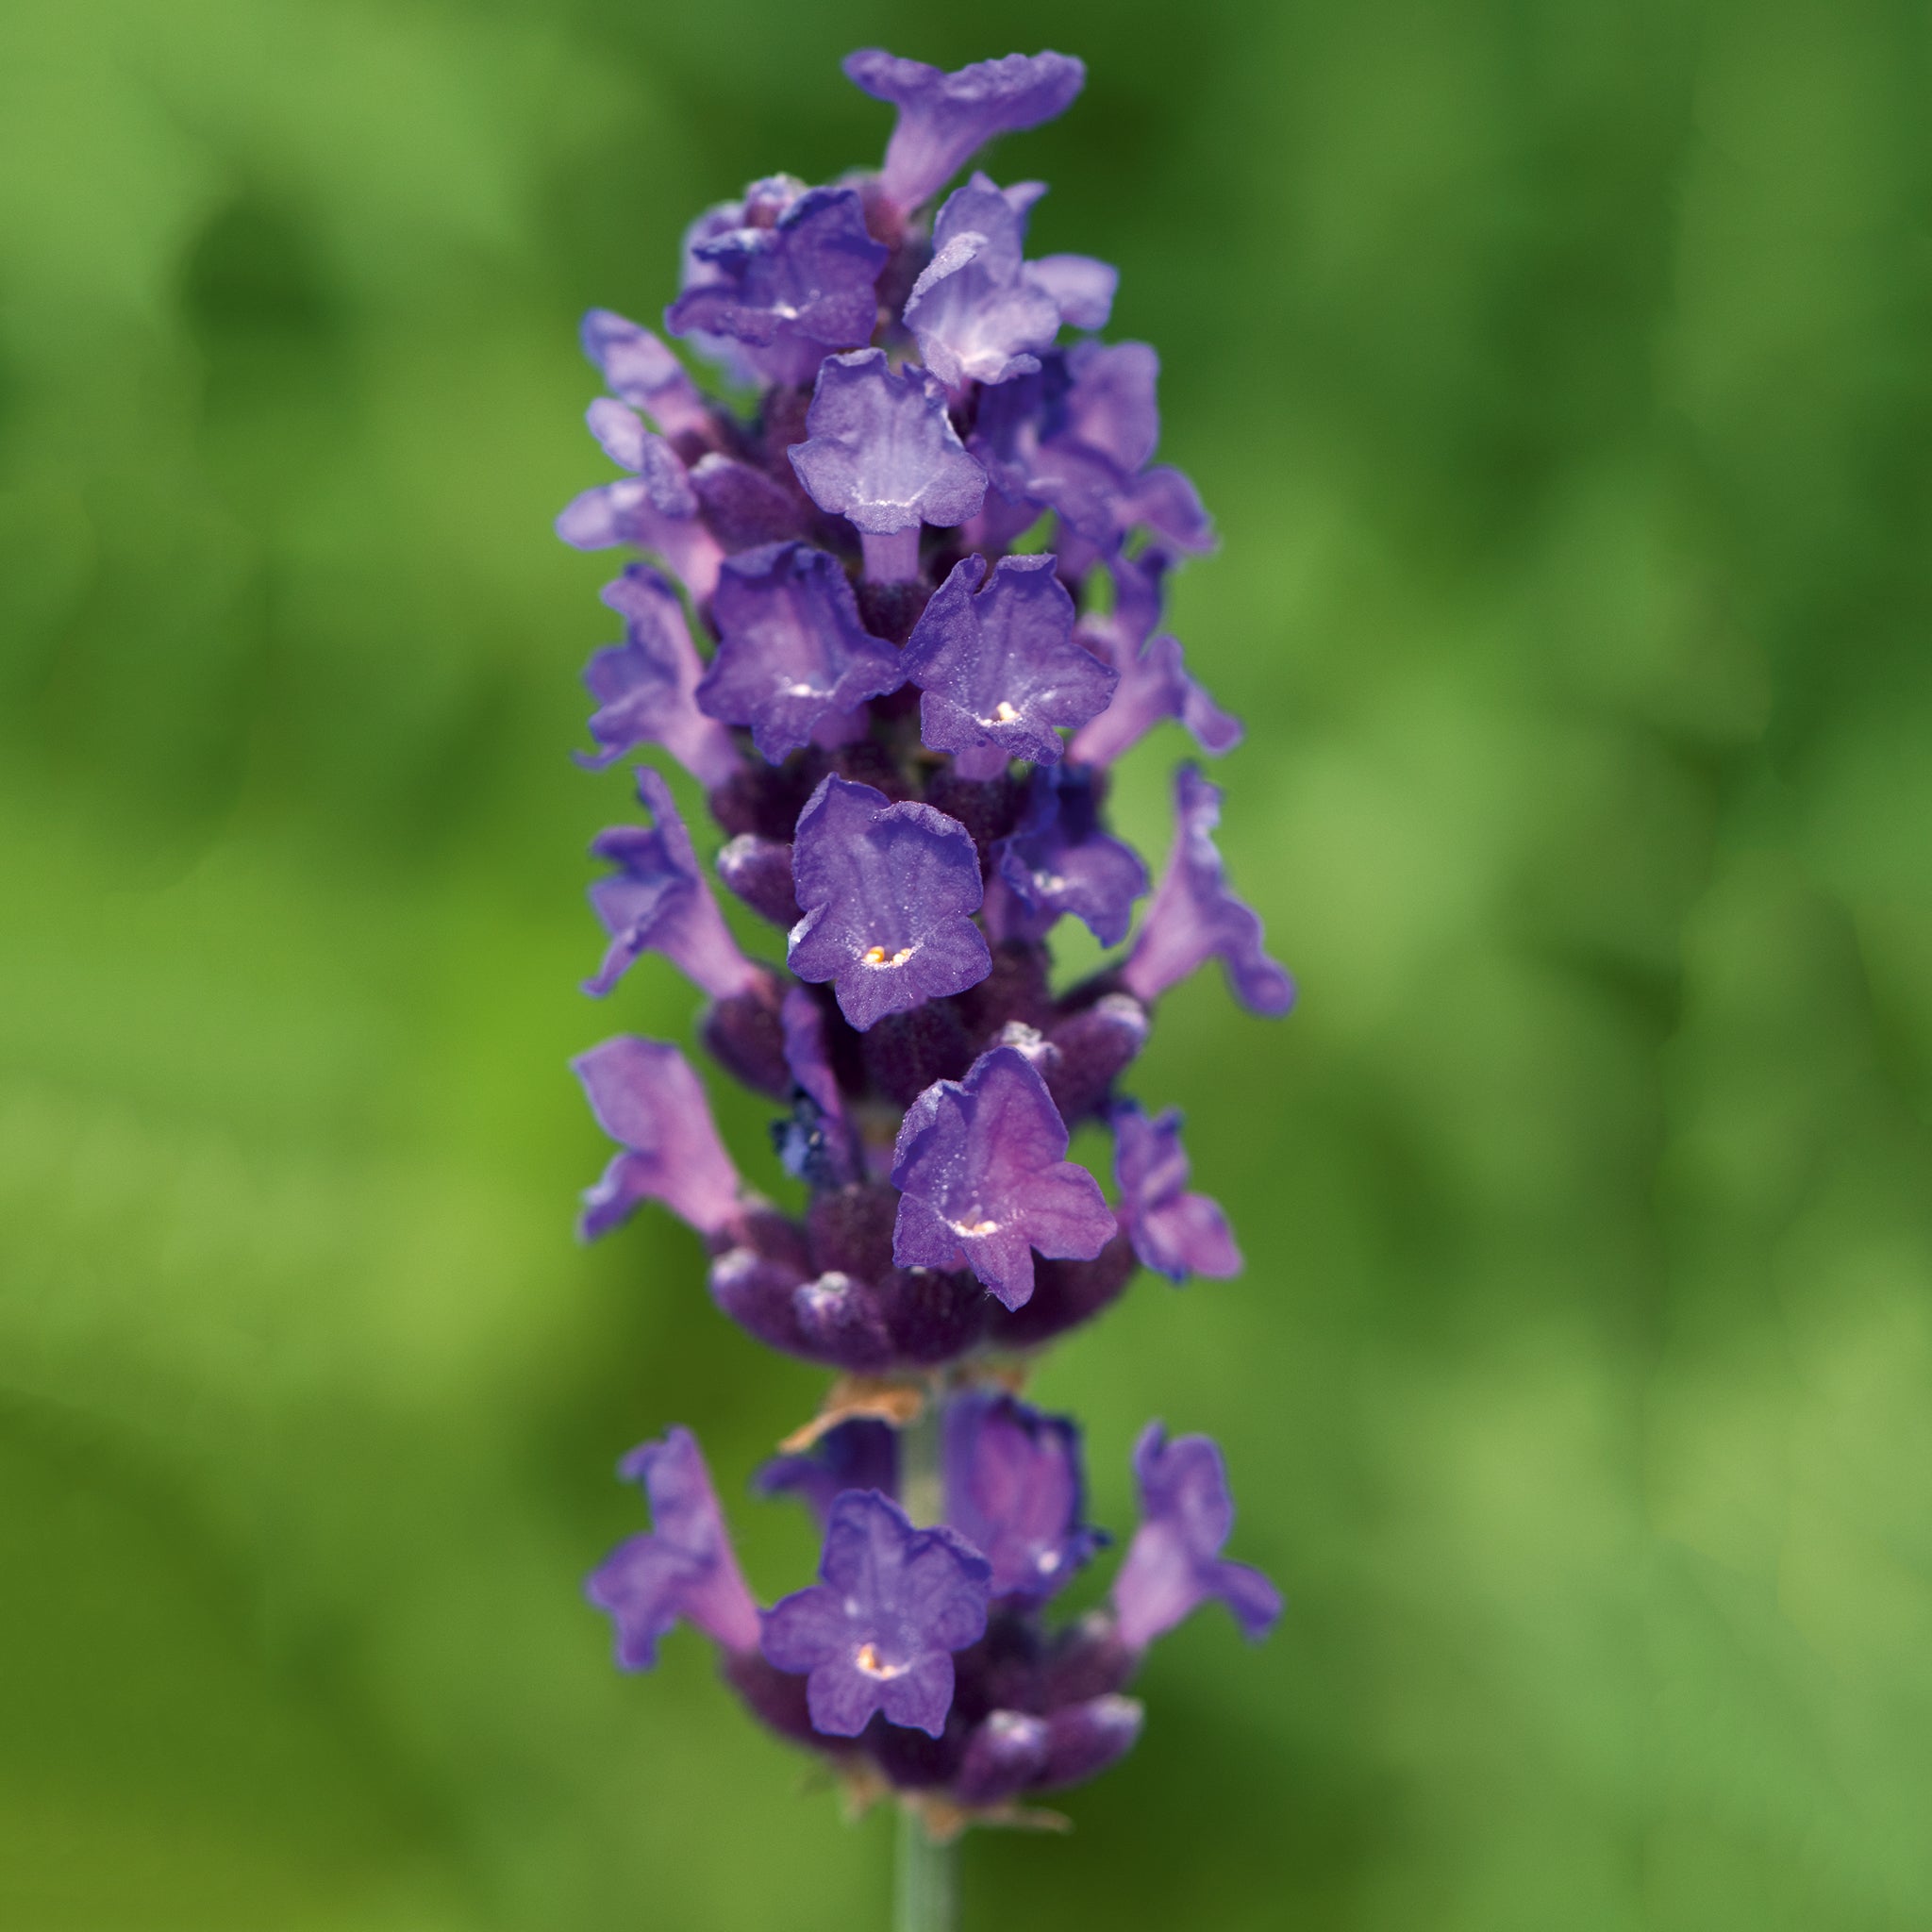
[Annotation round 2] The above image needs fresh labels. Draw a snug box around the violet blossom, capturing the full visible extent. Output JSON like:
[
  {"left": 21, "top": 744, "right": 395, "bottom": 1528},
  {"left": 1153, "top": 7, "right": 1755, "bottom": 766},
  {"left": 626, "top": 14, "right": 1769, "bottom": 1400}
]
[
  {"left": 584, "top": 765, "right": 762, "bottom": 1001},
  {"left": 558, "top": 42, "right": 1291, "bottom": 1853},
  {"left": 1122, "top": 763, "right": 1296, "bottom": 1015},
  {"left": 576, "top": 565, "right": 741, "bottom": 784},
  {"left": 890, "top": 1044, "right": 1115, "bottom": 1309},
  {"left": 761, "top": 1491, "right": 991, "bottom": 1737},
  {"left": 695, "top": 541, "right": 904, "bottom": 761},
  {"left": 587, "top": 1427, "right": 761, "bottom": 1667},
  {"left": 787, "top": 775, "right": 991, "bottom": 1030},
  {"left": 1111, "top": 1100, "right": 1242, "bottom": 1281},
  {"left": 1112, "top": 1424, "right": 1283, "bottom": 1648},
  {"left": 901, "top": 552, "right": 1117, "bottom": 767}
]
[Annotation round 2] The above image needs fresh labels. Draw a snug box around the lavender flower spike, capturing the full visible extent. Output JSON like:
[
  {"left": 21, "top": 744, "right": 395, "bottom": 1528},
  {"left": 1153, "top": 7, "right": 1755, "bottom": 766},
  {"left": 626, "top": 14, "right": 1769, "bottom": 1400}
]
[
  {"left": 578, "top": 567, "right": 741, "bottom": 785},
  {"left": 1120, "top": 764, "right": 1295, "bottom": 1016},
  {"left": 585, "top": 767, "right": 762, "bottom": 1001},
  {"left": 695, "top": 542, "right": 904, "bottom": 763},
  {"left": 844, "top": 49, "right": 1086, "bottom": 214},
  {"left": 943, "top": 1390, "right": 1106, "bottom": 1599},
  {"left": 761, "top": 1490, "right": 991, "bottom": 1738},
  {"left": 1111, "top": 1424, "right": 1282, "bottom": 1650},
  {"left": 559, "top": 43, "right": 1299, "bottom": 1838},
  {"left": 587, "top": 1427, "right": 762, "bottom": 1668},
  {"left": 1112, "top": 1101, "right": 1241, "bottom": 1281},
  {"left": 902, "top": 553, "right": 1117, "bottom": 766},
  {"left": 891, "top": 1044, "right": 1115, "bottom": 1308},
  {"left": 574, "top": 1036, "right": 741, "bottom": 1241},
  {"left": 788, "top": 775, "right": 991, "bottom": 1031}
]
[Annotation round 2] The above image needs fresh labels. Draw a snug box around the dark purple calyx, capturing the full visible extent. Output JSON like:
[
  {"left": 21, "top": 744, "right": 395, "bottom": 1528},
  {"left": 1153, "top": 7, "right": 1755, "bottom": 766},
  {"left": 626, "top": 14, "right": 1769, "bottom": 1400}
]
[
  {"left": 756, "top": 1419, "right": 900, "bottom": 1525},
  {"left": 716, "top": 833, "right": 802, "bottom": 927}
]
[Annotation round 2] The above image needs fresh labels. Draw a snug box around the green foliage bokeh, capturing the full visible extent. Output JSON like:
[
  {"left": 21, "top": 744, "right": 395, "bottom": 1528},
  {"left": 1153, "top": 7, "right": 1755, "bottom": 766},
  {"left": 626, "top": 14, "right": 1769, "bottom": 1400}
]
[{"left": 4, "top": 1, "right": 1930, "bottom": 1925}]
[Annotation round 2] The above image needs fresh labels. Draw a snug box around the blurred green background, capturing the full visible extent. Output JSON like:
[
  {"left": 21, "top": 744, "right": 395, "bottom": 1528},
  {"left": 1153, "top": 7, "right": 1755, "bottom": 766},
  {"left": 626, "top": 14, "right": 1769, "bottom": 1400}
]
[{"left": 4, "top": 0, "right": 1930, "bottom": 1925}]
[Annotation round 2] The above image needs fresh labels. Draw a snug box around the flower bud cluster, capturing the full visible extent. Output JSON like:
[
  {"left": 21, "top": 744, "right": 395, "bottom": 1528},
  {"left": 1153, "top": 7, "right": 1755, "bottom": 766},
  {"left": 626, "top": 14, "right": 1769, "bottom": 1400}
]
[{"left": 566, "top": 47, "right": 1290, "bottom": 1833}]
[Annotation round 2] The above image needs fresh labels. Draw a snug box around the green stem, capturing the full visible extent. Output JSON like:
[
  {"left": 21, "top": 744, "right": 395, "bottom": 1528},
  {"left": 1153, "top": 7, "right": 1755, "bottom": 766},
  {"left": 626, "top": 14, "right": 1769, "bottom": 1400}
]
[
  {"left": 892, "top": 1389, "right": 956, "bottom": 1932},
  {"left": 894, "top": 1803, "right": 955, "bottom": 1932}
]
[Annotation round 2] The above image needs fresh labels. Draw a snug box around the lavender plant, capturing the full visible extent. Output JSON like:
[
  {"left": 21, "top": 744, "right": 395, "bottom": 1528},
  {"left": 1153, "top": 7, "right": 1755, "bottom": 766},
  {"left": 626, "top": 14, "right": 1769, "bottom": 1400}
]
[{"left": 563, "top": 46, "right": 1291, "bottom": 1923}]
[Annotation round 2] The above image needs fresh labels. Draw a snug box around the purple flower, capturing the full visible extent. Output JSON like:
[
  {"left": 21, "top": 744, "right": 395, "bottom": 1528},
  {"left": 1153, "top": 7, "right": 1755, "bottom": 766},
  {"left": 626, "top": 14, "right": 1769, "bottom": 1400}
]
[
  {"left": 788, "top": 775, "right": 991, "bottom": 1031},
  {"left": 1120, "top": 765, "right": 1294, "bottom": 1016},
  {"left": 900, "top": 554, "right": 1116, "bottom": 766},
  {"left": 788, "top": 350, "right": 987, "bottom": 547},
  {"left": 1068, "top": 553, "right": 1241, "bottom": 767},
  {"left": 574, "top": 1036, "right": 741, "bottom": 1240},
  {"left": 967, "top": 343, "right": 1216, "bottom": 567},
  {"left": 844, "top": 49, "right": 1087, "bottom": 213},
  {"left": 586, "top": 1427, "right": 762, "bottom": 1667},
  {"left": 576, "top": 567, "right": 742, "bottom": 785},
  {"left": 943, "top": 1390, "right": 1106, "bottom": 1598},
  {"left": 755, "top": 1418, "right": 899, "bottom": 1525},
  {"left": 902, "top": 174, "right": 1116, "bottom": 390},
  {"left": 990, "top": 765, "right": 1148, "bottom": 947},
  {"left": 580, "top": 308, "right": 710, "bottom": 439},
  {"left": 1111, "top": 1424, "right": 1281, "bottom": 1649},
  {"left": 1058, "top": 340, "right": 1160, "bottom": 473},
  {"left": 760, "top": 1490, "right": 991, "bottom": 1738},
  {"left": 890, "top": 1044, "right": 1116, "bottom": 1309},
  {"left": 1111, "top": 1101, "right": 1241, "bottom": 1281},
  {"left": 557, "top": 422, "right": 725, "bottom": 601},
  {"left": 694, "top": 543, "right": 905, "bottom": 763},
  {"left": 666, "top": 180, "right": 886, "bottom": 387},
  {"left": 585, "top": 767, "right": 761, "bottom": 1001}
]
